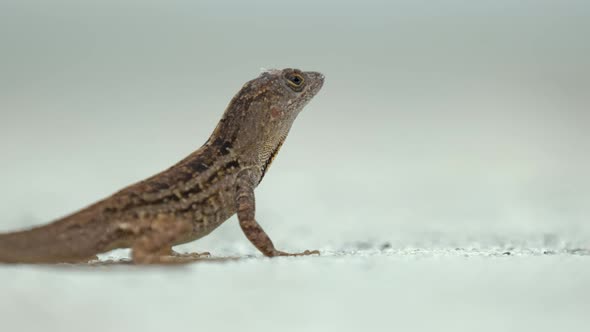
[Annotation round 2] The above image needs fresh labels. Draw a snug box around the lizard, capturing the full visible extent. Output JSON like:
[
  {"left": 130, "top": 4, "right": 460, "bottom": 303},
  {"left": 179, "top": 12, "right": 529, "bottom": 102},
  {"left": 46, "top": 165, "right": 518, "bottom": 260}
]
[{"left": 0, "top": 68, "right": 324, "bottom": 264}]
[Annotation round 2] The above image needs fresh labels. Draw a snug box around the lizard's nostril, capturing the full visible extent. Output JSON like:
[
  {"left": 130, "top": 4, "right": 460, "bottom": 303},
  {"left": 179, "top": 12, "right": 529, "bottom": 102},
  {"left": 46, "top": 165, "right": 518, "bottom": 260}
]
[{"left": 315, "top": 72, "right": 325, "bottom": 84}]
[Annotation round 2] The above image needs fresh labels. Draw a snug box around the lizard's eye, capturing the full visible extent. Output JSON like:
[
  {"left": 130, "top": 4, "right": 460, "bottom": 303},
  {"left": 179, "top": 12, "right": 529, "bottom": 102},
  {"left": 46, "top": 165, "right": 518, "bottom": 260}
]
[{"left": 285, "top": 73, "right": 304, "bottom": 90}]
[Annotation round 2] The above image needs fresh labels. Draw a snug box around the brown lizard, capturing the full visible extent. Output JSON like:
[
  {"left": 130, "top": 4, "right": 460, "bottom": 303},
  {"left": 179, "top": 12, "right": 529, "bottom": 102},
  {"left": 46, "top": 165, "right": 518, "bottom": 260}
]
[{"left": 0, "top": 68, "right": 324, "bottom": 264}]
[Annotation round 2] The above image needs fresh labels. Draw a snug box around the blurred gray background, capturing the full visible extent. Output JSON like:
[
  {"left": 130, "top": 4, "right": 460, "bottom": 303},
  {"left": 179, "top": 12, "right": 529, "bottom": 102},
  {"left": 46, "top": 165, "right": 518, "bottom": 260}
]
[{"left": 1, "top": 0, "right": 589, "bottom": 251}]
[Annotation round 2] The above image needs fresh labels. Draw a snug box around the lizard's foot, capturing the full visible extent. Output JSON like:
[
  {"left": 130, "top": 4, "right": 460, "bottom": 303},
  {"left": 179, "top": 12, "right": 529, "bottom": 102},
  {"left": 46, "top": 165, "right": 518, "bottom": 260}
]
[
  {"left": 270, "top": 249, "right": 320, "bottom": 257},
  {"left": 133, "top": 252, "right": 211, "bottom": 265},
  {"left": 170, "top": 250, "right": 211, "bottom": 259},
  {"left": 133, "top": 249, "right": 211, "bottom": 265}
]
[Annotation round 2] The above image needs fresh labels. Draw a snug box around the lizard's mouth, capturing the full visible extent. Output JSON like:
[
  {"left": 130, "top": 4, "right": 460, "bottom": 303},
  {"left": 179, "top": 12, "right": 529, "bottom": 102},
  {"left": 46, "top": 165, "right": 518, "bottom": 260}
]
[{"left": 296, "top": 71, "right": 324, "bottom": 111}]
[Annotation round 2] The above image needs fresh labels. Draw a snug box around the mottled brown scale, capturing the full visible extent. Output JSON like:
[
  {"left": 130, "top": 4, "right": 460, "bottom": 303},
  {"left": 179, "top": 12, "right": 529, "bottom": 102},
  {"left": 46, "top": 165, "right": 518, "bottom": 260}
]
[{"left": 0, "top": 68, "right": 324, "bottom": 264}]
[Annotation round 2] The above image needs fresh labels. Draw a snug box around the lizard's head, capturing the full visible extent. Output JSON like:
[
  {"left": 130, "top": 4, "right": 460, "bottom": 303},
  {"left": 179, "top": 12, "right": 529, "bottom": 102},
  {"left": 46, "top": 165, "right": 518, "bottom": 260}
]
[
  {"left": 214, "top": 68, "right": 324, "bottom": 179},
  {"left": 257, "top": 68, "right": 325, "bottom": 115},
  {"left": 241, "top": 68, "right": 324, "bottom": 121}
]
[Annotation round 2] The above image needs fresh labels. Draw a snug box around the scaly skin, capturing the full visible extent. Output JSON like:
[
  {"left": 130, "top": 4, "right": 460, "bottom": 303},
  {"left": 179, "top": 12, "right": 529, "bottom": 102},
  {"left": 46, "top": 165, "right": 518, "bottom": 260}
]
[{"left": 0, "top": 68, "right": 324, "bottom": 264}]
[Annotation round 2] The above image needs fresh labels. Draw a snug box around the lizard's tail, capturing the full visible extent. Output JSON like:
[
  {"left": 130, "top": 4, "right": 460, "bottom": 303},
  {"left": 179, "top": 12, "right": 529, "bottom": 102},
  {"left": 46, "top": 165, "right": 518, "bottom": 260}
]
[{"left": 0, "top": 218, "right": 109, "bottom": 264}]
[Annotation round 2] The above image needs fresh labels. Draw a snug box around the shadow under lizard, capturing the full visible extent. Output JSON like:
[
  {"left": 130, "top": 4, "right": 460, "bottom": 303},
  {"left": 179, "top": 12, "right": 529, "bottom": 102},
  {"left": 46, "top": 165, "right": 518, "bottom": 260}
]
[{"left": 0, "top": 68, "right": 324, "bottom": 264}]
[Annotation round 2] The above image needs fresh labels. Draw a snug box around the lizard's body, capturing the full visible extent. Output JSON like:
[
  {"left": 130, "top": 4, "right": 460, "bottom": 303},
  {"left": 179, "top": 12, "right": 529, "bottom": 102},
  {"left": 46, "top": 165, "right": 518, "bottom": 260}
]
[{"left": 0, "top": 68, "right": 324, "bottom": 264}]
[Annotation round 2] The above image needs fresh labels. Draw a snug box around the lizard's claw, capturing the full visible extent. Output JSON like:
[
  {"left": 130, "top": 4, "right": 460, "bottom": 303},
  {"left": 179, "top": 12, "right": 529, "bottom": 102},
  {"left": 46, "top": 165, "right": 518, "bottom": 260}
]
[
  {"left": 172, "top": 251, "right": 211, "bottom": 258},
  {"left": 302, "top": 250, "right": 320, "bottom": 256},
  {"left": 271, "top": 249, "right": 320, "bottom": 257}
]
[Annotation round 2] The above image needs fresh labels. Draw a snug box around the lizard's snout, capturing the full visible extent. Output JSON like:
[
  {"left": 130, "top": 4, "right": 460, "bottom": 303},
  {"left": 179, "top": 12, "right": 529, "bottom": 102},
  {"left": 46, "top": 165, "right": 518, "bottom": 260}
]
[{"left": 305, "top": 71, "right": 325, "bottom": 93}]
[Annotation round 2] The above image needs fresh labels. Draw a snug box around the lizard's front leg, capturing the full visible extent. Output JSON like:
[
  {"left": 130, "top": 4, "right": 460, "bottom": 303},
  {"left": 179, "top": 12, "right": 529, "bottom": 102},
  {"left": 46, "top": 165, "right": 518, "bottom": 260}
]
[{"left": 235, "top": 172, "right": 319, "bottom": 257}]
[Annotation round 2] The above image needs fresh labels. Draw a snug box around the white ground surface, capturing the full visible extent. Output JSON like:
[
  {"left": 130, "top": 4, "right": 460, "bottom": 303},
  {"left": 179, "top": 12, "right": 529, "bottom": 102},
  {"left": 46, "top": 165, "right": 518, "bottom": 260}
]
[{"left": 1, "top": 244, "right": 589, "bottom": 332}]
